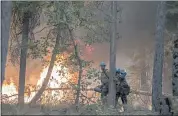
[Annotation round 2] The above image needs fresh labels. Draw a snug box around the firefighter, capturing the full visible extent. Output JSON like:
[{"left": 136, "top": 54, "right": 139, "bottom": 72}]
[
  {"left": 115, "top": 69, "right": 130, "bottom": 107},
  {"left": 115, "top": 68, "right": 121, "bottom": 106},
  {"left": 99, "top": 62, "right": 110, "bottom": 104}
]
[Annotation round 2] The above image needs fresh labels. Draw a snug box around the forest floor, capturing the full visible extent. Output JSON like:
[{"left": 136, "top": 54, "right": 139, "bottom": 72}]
[{"left": 1, "top": 103, "right": 159, "bottom": 115}]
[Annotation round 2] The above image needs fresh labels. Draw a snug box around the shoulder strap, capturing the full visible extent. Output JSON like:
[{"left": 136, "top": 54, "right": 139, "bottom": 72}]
[{"left": 103, "top": 69, "right": 110, "bottom": 79}]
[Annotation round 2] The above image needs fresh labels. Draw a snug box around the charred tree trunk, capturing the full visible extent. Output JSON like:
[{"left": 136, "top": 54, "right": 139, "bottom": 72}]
[
  {"left": 152, "top": 1, "right": 166, "bottom": 112},
  {"left": 107, "top": 1, "right": 117, "bottom": 108},
  {"left": 18, "top": 12, "right": 31, "bottom": 108},
  {"left": 1, "top": 1, "right": 12, "bottom": 86},
  {"left": 172, "top": 29, "right": 178, "bottom": 96},
  {"left": 68, "top": 28, "right": 83, "bottom": 109},
  {"left": 29, "top": 31, "right": 60, "bottom": 106}
]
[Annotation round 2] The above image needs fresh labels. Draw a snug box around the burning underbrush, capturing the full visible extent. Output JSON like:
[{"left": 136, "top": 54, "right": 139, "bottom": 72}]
[
  {"left": 2, "top": 69, "right": 98, "bottom": 104},
  {"left": 1, "top": 53, "right": 100, "bottom": 106},
  {"left": 1, "top": 68, "right": 100, "bottom": 114}
]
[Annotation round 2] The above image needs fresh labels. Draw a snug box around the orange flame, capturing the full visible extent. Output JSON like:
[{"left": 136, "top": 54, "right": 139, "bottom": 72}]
[{"left": 2, "top": 54, "right": 74, "bottom": 103}]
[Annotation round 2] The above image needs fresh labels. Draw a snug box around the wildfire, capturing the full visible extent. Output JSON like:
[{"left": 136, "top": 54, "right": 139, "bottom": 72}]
[
  {"left": 2, "top": 79, "right": 17, "bottom": 97},
  {"left": 37, "top": 64, "right": 70, "bottom": 98},
  {"left": 1, "top": 52, "right": 98, "bottom": 104},
  {"left": 2, "top": 55, "right": 73, "bottom": 103}
]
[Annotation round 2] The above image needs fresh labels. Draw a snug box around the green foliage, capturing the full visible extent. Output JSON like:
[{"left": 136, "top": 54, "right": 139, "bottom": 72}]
[
  {"left": 80, "top": 2, "right": 112, "bottom": 44},
  {"left": 44, "top": 1, "right": 85, "bottom": 29},
  {"left": 86, "top": 68, "right": 100, "bottom": 79},
  {"left": 45, "top": 1, "right": 112, "bottom": 45},
  {"left": 12, "top": 1, "right": 43, "bottom": 31},
  {"left": 10, "top": 1, "right": 45, "bottom": 64},
  {"left": 39, "top": 1, "right": 115, "bottom": 76}
]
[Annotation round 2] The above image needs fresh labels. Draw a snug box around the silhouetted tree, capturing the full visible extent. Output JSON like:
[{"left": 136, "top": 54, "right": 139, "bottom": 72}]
[{"left": 152, "top": 1, "right": 166, "bottom": 112}]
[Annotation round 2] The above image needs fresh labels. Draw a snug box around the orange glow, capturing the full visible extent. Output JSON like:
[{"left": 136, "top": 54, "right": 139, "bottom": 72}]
[
  {"left": 2, "top": 54, "right": 74, "bottom": 103},
  {"left": 2, "top": 79, "right": 18, "bottom": 101},
  {"left": 2, "top": 53, "right": 99, "bottom": 104}
]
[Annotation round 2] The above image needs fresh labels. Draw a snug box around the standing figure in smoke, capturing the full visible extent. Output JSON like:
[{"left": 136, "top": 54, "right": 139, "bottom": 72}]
[
  {"left": 94, "top": 62, "right": 110, "bottom": 105},
  {"left": 115, "top": 69, "right": 130, "bottom": 109}
]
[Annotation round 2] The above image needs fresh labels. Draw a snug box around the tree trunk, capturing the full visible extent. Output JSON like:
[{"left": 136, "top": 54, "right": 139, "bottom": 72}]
[
  {"left": 18, "top": 12, "right": 31, "bottom": 108},
  {"left": 152, "top": 1, "right": 166, "bottom": 112},
  {"left": 29, "top": 31, "right": 60, "bottom": 106},
  {"left": 68, "top": 28, "right": 83, "bottom": 109},
  {"left": 1, "top": 1, "right": 12, "bottom": 86},
  {"left": 107, "top": 1, "right": 117, "bottom": 108},
  {"left": 172, "top": 29, "right": 178, "bottom": 96}
]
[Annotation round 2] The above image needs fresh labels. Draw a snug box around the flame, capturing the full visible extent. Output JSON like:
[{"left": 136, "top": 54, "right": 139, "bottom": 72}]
[
  {"left": 2, "top": 79, "right": 18, "bottom": 102},
  {"left": 36, "top": 64, "right": 70, "bottom": 98},
  {"left": 1, "top": 53, "right": 99, "bottom": 104},
  {"left": 2, "top": 54, "right": 73, "bottom": 103}
]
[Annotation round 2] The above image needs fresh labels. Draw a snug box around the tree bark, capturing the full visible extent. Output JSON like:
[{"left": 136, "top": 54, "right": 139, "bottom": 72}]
[
  {"left": 18, "top": 12, "right": 31, "bottom": 108},
  {"left": 1, "top": 1, "right": 12, "bottom": 86},
  {"left": 29, "top": 31, "right": 60, "bottom": 106},
  {"left": 172, "top": 30, "right": 178, "bottom": 96},
  {"left": 68, "top": 28, "right": 83, "bottom": 109},
  {"left": 152, "top": 1, "right": 166, "bottom": 112},
  {"left": 107, "top": 1, "right": 117, "bottom": 108}
]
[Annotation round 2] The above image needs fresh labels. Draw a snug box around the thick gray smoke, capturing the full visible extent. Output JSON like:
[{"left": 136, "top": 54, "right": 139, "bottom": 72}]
[{"left": 85, "top": 1, "right": 159, "bottom": 68}]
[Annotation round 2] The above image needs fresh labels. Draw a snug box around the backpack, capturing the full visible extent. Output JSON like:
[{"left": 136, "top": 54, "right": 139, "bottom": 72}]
[{"left": 121, "top": 84, "right": 130, "bottom": 95}]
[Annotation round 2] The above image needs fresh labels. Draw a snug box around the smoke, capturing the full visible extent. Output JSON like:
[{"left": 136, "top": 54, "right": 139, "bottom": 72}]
[
  {"left": 7, "top": 2, "right": 171, "bottom": 91},
  {"left": 84, "top": 1, "right": 172, "bottom": 94},
  {"left": 83, "top": 1, "right": 159, "bottom": 68}
]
